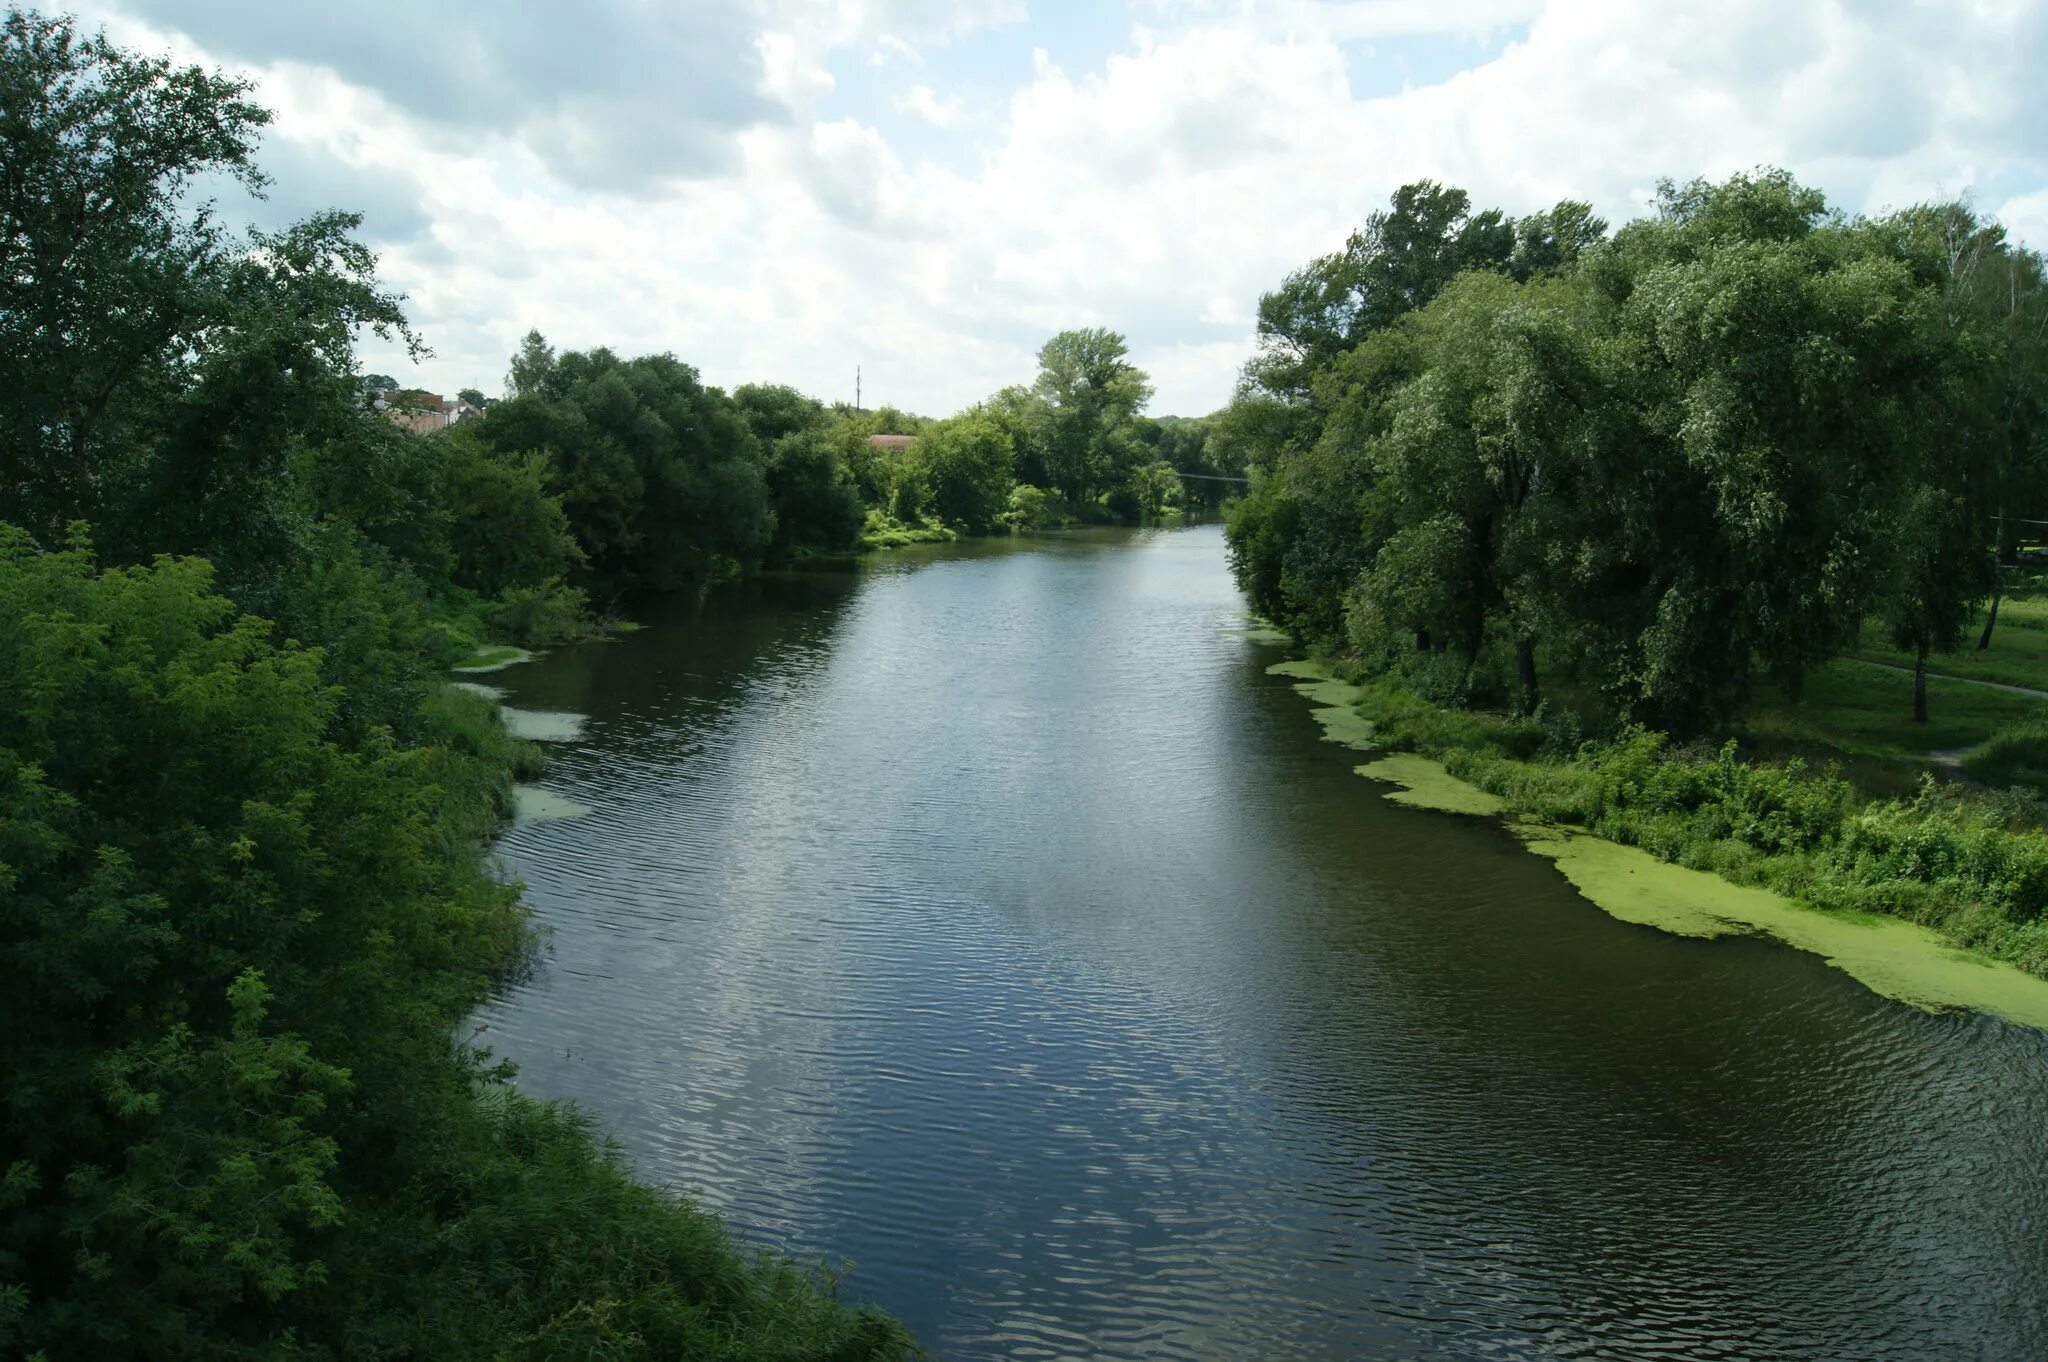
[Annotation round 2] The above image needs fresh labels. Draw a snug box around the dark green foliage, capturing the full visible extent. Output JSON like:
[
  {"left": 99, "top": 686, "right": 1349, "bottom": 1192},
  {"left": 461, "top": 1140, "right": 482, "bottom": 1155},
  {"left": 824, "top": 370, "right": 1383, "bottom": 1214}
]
[
  {"left": 766, "top": 428, "right": 865, "bottom": 555},
  {"left": 1229, "top": 171, "right": 2036, "bottom": 734},
  {"left": 470, "top": 345, "right": 774, "bottom": 595},
  {"left": 440, "top": 428, "right": 585, "bottom": 598},
  {"left": 0, "top": 530, "right": 912, "bottom": 1361},
  {"left": 0, "top": 15, "right": 911, "bottom": 1357},
  {"left": 1963, "top": 719, "right": 2048, "bottom": 796},
  {"left": 734, "top": 382, "right": 829, "bottom": 445}
]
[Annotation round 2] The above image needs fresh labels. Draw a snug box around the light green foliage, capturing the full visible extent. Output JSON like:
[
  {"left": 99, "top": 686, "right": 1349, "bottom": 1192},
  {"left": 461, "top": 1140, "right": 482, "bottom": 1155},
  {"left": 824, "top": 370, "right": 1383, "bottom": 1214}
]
[
  {"left": 1963, "top": 718, "right": 2048, "bottom": 795},
  {"left": 1031, "top": 328, "right": 1154, "bottom": 505},
  {"left": 914, "top": 413, "right": 1016, "bottom": 533},
  {"left": 1004, "top": 482, "right": 1052, "bottom": 531},
  {"left": 1123, "top": 460, "right": 1181, "bottom": 520},
  {"left": 1323, "top": 664, "right": 2048, "bottom": 976}
]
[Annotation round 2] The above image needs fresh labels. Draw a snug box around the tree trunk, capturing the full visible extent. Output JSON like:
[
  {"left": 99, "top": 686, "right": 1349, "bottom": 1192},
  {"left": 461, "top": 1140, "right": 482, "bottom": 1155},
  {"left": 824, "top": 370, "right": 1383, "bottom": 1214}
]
[
  {"left": 1516, "top": 637, "right": 1540, "bottom": 714},
  {"left": 1913, "top": 643, "right": 1929, "bottom": 724},
  {"left": 1979, "top": 579, "right": 2002, "bottom": 650},
  {"left": 1981, "top": 508, "right": 2006, "bottom": 649},
  {"left": 1415, "top": 629, "right": 1430, "bottom": 652}
]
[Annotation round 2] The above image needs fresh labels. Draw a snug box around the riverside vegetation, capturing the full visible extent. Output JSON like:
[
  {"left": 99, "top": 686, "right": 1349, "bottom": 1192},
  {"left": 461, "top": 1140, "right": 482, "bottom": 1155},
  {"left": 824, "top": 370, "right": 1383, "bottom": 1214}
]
[
  {"left": 1224, "top": 174, "right": 2048, "bottom": 977},
  {"left": 7, "top": 6, "right": 2048, "bottom": 1358},
  {"left": 0, "top": 13, "right": 922, "bottom": 1358}
]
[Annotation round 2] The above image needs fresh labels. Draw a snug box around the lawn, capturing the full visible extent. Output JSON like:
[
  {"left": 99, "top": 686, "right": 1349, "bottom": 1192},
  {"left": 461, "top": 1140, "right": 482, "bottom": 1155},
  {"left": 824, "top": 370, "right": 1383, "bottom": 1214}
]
[
  {"left": 1848, "top": 593, "right": 2048, "bottom": 693},
  {"left": 1737, "top": 656, "right": 2048, "bottom": 797}
]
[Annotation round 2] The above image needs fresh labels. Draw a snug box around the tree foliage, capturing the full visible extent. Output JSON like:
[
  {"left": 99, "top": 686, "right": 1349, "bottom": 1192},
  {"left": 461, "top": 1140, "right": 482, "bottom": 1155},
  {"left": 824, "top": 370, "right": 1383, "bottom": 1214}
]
[{"left": 1228, "top": 172, "right": 2040, "bottom": 734}]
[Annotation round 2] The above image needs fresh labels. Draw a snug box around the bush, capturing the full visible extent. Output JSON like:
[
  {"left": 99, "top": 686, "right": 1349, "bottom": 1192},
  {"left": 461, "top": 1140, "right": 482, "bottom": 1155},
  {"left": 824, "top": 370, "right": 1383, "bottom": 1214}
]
[
  {"left": 0, "top": 531, "right": 910, "bottom": 1359},
  {"left": 1962, "top": 718, "right": 2048, "bottom": 796},
  {"left": 485, "top": 578, "right": 602, "bottom": 647}
]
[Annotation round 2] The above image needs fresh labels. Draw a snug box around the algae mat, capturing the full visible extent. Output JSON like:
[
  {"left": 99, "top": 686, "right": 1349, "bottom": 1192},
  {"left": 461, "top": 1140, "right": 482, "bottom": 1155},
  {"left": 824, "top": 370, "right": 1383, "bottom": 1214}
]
[
  {"left": 501, "top": 707, "right": 588, "bottom": 742},
  {"left": 1355, "top": 754, "right": 1506, "bottom": 817},
  {"left": 1272, "top": 664, "right": 2048, "bottom": 1027},
  {"left": 1512, "top": 824, "right": 2048, "bottom": 1028},
  {"left": 1266, "top": 659, "right": 1377, "bottom": 751},
  {"left": 513, "top": 784, "right": 592, "bottom": 825}
]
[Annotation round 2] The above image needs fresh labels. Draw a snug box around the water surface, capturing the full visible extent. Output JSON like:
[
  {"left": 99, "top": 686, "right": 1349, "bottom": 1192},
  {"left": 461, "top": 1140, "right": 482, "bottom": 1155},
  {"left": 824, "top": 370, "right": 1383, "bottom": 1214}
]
[{"left": 478, "top": 524, "right": 2048, "bottom": 1361}]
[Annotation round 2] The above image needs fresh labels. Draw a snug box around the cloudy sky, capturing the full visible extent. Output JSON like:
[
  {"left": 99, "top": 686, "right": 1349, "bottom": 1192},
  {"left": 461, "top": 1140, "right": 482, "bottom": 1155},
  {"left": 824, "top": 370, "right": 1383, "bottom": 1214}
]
[{"left": 76, "top": 0, "right": 2048, "bottom": 416}]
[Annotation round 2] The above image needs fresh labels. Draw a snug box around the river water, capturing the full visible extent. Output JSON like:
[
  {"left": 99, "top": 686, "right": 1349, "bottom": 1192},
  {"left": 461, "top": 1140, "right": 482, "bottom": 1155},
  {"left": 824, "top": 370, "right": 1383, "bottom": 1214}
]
[{"left": 476, "top": 524, "right": 2048, "bottom": 1361}]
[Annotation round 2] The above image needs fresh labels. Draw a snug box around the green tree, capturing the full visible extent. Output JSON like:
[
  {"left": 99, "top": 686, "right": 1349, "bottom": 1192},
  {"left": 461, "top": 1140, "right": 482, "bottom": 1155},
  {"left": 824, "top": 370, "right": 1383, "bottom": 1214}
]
[
  {"left": 733, "top": 382, "right": 828, "bottom": 444},
  {"left": 912, "top": 413, "right": 1016, "bottom": 533},
  {"left": 1031, "top": 328, "right": 1152, "bottom": 505},
  {"left": 0, "top": 12, "right": 412, "bottom": 566},
  {"left": 472, "top": 344, "right": 773, "bottom": 595},
  {"left": 440, "top": 427, "right": 585, "bottom": 596},
  {"left": 766, "top": 427, "right": 864, "bottom": 554}
]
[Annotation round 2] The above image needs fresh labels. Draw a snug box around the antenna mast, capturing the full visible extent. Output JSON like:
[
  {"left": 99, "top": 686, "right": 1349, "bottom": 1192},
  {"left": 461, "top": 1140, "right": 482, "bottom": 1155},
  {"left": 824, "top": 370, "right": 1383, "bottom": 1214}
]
[{"left": 856, "top": 365, "right": 862, "bottom": 415}]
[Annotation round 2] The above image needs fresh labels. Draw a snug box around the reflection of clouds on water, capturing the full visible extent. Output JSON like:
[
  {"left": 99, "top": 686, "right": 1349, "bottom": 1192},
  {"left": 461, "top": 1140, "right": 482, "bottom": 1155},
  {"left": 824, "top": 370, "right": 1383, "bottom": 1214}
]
[{"left": 472, "top": 525, "right": 2048, "bottom": 1362}]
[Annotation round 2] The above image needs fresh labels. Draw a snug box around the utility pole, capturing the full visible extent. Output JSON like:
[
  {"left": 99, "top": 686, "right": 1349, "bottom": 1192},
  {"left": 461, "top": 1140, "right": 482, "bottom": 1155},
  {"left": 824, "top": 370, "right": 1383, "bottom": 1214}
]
[{"left": 856, "top": 365, "right": 862, "bottom": 416}]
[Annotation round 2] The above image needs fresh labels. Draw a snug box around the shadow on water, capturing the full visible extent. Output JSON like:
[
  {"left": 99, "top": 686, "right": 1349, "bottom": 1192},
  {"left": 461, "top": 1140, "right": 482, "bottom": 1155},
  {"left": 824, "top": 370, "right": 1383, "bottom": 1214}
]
[{"left": 478, "top": 524, "right": 2048, "bottom": 1362}]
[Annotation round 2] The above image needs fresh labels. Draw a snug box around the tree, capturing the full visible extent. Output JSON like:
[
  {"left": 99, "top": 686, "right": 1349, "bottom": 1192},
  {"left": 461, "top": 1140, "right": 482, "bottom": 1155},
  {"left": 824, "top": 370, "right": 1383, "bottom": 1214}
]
[
  {"left": 440, "top": 427, "right": 584, "bottom": 596},
  {"left": 471, "top": 346, "right": 773, "bottom": 594},
  {"left": 505, "top": 329, "right": 559, "bottom": 399},
  {"left": 765, "top": 427, "right": 863, "bottom": 554},
  {"left": 1031, "top": 328, "right": 1152, "bottom": 505},
  {"left": 456, "top": 385, "right": 488, "bottom": 408},
  {"left": 1244, "top": 181, "right": 1522, "bottom": 404},
  {"left": 0, "top": 13, "right": 410, "bottom": 558},
  {"left": 913, "top": 413, "right": 1015, "bottom": 533},
  {"left": 733, "top": 382, "right": 827, "bottom": 444}
]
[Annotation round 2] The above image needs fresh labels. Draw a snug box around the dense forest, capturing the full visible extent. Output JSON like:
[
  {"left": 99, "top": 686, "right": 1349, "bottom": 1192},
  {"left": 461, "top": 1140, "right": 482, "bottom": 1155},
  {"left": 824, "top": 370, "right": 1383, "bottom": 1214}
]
[
  {"left": 1226, "top": 174, "right": 2048, "bottom": 730},
  {"left": 1223, "top": 174, "right": 2048, "bottom": 973},
  {"left": 0, "top": 13, "right": 933, "bottom": 1358}
]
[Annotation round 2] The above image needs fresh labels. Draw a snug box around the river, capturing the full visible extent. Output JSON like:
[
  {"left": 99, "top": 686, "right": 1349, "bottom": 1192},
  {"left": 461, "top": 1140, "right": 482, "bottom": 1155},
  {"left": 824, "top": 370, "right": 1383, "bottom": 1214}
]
[{"left": 474, "top": 523, "right": 2048, "bottom": 1361}]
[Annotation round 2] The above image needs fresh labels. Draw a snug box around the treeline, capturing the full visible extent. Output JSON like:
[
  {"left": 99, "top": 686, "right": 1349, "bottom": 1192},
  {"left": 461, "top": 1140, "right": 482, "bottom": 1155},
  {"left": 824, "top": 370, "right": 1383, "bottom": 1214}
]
[
  {"left": 0, "top": 12, "right": 910, "bottom": 1358},
  {"left": 462, "top": 324, "right": 1243, "bottom": 607},
  {"left": 1227, "top": 174, "right": 2048, "bottom": 733}
]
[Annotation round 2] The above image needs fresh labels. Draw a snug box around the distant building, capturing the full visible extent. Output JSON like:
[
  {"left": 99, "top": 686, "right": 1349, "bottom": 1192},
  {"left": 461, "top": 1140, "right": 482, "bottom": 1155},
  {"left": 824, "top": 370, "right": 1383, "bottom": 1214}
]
[
  {"left": 866, "top": 433, "right": 915, "bottom": 453},
  {"left": 372, "top": 389, "right": 450, "bottom": 434}
]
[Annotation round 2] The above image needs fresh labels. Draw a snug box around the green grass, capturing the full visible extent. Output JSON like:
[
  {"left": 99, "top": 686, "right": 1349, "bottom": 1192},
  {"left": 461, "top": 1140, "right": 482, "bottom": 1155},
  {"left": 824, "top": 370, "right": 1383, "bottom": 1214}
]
[
  {"left": 1848, "top": 594, "right": 2048, "bottom": 693},
  {"left": 1963, "top": 719, "right": 2048, "bottom": 793},
  {"left": 1737, "top": 658, "right": 2048, "bottom": 797}
]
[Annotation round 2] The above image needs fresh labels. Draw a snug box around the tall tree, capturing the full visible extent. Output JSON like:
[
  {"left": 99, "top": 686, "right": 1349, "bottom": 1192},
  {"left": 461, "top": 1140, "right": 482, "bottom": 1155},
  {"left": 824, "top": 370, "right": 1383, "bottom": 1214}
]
[
  {"left": 0, "top": 12, "right": 409, "bottom": 554},
  {"left": 1031, "top": 327, "right": 1152, "bottom": 504}
]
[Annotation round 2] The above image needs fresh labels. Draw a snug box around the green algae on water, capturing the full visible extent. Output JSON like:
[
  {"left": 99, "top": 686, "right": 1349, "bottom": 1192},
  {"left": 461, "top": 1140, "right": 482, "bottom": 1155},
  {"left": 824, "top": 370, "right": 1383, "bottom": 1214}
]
[
  {"left": 1230, "top": 616, "right": 1292, "bottom": 645},
  {"left": 513, "top": 785, "right": 592, "bottom": 825},
  {"left": 448, "top": 679, "right": 507, "bottom": 703},
  {"left": 501, "top": 707, "right": 587, "bottom": 742},
  {"left": 1512, "top": 823, "right": 2048, "bottom": 1029},
  {"left": 1267, "top": 660, "right": 1377, "bottom": 750},
  {"left": 453, "top": 645, "right": 536, "bottom": 674},
  {"left": 1267, "top": 653, "right": 2048, "bottom": 1027},
  {"left": 1355, "top": 754, "right": 1505, "bottom": 816}
]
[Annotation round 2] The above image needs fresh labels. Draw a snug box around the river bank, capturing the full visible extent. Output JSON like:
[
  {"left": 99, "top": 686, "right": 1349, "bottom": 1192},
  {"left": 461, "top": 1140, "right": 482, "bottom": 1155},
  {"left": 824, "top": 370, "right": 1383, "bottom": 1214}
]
[{"left": 1271, "top": 656, "right": 2048, "bottom": 1026}]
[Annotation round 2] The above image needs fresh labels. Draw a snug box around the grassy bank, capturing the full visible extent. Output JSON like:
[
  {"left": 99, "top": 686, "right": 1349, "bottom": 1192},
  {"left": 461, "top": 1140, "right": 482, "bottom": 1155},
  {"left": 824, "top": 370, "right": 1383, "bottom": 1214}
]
[{"left": 1312, "top": 667, "right": 2048, "bottom": 982}]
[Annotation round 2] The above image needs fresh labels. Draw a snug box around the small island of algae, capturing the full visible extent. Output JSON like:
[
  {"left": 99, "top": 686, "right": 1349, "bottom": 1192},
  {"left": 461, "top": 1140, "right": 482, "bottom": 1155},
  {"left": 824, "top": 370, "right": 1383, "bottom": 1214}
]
[
  {"left": 1355, "top": 754, "right": 1505, "bottom": 816},
  {"left": 1267, "top": 659, "right": 1377, "bottom": 750}
]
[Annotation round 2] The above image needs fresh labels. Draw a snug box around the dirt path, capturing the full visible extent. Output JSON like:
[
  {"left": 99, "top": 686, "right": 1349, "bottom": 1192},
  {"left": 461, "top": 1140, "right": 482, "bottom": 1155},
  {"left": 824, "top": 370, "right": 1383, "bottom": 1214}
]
[{"left": 1851, "top": 658, "right": 2048, "bottom": 702}]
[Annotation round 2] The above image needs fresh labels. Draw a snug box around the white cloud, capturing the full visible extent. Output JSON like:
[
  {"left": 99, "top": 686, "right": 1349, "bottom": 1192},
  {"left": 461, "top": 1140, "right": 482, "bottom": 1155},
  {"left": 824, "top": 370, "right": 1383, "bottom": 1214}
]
[
  {"left": 72, "top": 0, "right": 2048, "bottom": 417},
  {"left": 894, "top": 84, "right": 968, "bottom": 128}
]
